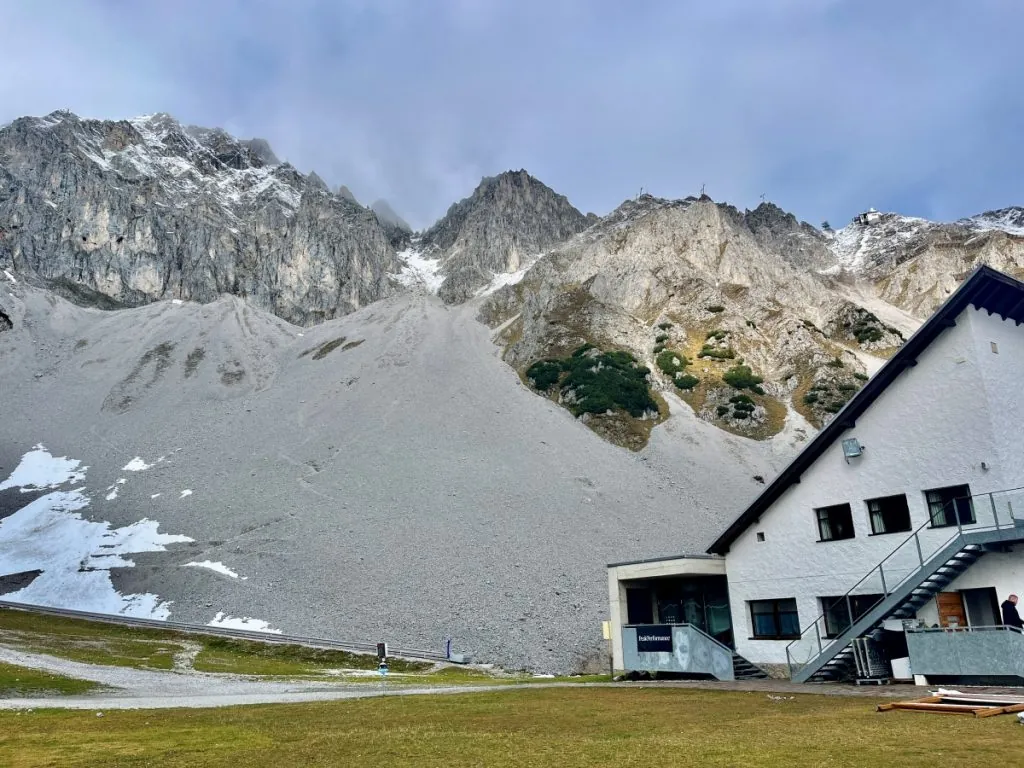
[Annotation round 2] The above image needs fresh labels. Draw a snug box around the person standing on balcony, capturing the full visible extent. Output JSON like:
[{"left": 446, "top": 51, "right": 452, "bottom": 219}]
[{"left": 1001, "top": 594, "right": 1023, "bottom": 629}]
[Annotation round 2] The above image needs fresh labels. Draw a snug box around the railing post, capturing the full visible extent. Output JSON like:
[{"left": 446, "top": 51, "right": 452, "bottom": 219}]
[
  {"left": 990, "top": 493, "right": 999, "bottom": 529},
  {"left": 914, "top": 532, "right": 924, "bottom": 567},
  {"left": 846, "top": 594, "right": 854, "bottom": 634},
  {"left": 879, "top": 565, "right": 888, "bottom": 596},
  {"left": 815, "top": 621, "right": 823, "bottom": 654},
  {"left": 786, "top": 647, "right": 793, "bottom": 680}
]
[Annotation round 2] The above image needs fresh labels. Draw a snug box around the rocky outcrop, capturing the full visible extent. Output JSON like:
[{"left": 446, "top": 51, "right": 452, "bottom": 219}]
[
  {"left": 371, "top": 199, "right": 413, "bottom": 250},
  {"left": 420, "top": 170, "right": 591, "bottom": 303},
  {"left": 0, "top": 111, "right": 400, "bottom": 325}
]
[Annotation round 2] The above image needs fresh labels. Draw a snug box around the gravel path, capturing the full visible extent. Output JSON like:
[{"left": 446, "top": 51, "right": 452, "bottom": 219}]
[{"left": 1, "top": 646, "right": 926, "bottom": 710}]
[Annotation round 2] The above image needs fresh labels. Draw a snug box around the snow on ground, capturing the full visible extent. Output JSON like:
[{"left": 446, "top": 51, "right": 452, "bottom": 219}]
[
  {"left": 393, "top": 248, "right": 444, "bottom": 293},
  {"left": 0, "top": 444, "right": 86, "bottom": 492},
  {"left": 179, "top": 489, "right": 192, "bottom": 499},
  {"left": 184, "top": 561, "right": 242, "bottom": 579},
  {"left": 123, "top": 457, "right": 154, "bottom": 471},
  {"left": 966, "top": 208, "right": 1024, "bottom": 237},
  {"left": 208, "top": 612, "right": 281, "bottom": 633},
  {"left": 3, "top": 269, "right": 16, "bottom": 284},
  {"left": 0, "top": 445, "right": 194, "bottom": 619},
  {"left": 476, "top": 253, "right": 544, "bottom": 297}
]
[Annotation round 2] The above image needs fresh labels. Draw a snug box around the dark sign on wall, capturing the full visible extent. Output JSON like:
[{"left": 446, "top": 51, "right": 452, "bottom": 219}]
[{"left": 636, "top": 625, "right": 673, "bottom": 653}]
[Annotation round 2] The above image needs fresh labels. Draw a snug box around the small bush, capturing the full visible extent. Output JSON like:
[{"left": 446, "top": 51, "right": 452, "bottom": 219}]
[
  {"left": 723, "top": 364, "right": 765, "bottom": 393},
  {"left": 729, "top": 394, "right": 754, "bottom": 405},
  {"left": 733, "top": 401, "right": 756, "bottom": 413},
  {"left": 837, "top": 383, "right": 857, "bottom": 392},
  {"left": 653, "top": 344, "right": 665, "bottom": 354},
  {"left": 657, "top": 322, "right": 673, "bottom": 330},
  {"left": 827, "top": 357, "right": 844, "bottom": 368},
  {"left": 716, "top": 405, "right": 729, "bottom": 416},
  {"left": 656, "top": 350, "right": 689, "bottom": 377},
  {"left": 526, "top": 359, "right": 564, "bottom": 391},
  {"left": 705, "top": 329, "right": 727, "bottom": 341},
  {"left": 655, "top": 334, "right": 669, "bottom": 343},
  {"left": 572, "top": 343, "right": 596, "bottom": 358},
  {"left": 706, "top": 305, "right": 725, "bottom": 313},
  {"left": 675, "top": 374, "right": 699, "bottom": 391},
  {"left": 825, "top": 402, "right": 844, "bottom": 413},
  {"left": 803, "top": 392, "right": 819, "bottom": 405},
  {"left": 699, "top": 346, "right": 736, "bottom": 360},
  {"left": 732, "top": 410, "right": 750, "bottom": 420},
  {"left": 746, "top": 319, "right": 756, "bottom": 329},
  {"left": 854, "top": 372, "right": 869, "bottom": 381}
]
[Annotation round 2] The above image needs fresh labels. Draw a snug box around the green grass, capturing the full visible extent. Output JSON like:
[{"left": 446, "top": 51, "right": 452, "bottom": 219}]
[
  {"left": 191, "top": 637, "right": 429, "bottom": 677},
  {"left": 0, "top": 661, "right": 97, "bottom": 697},
  {"left": 0, "top": 688, "right": 1014, "bottom": 767},
  {"left": 0, "top": 608, "right": 420, "bottom": 677}
]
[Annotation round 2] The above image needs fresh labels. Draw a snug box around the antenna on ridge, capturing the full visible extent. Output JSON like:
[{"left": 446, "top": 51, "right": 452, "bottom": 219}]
[{"left": 760, "top": 192, "right": 766, "bottom": 203}]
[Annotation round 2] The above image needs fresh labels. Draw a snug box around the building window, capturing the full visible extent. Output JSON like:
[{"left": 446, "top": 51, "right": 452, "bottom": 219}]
[
  {"left": 925, "top": 485, "right": 974, "bottom": 528},
  {"left": 749, "top": 598, "right": 800, "bottom": 639},
  {"left": 821, "top": 594, "right": 884, "bottom": 637},
  {"left": 867, "top": 495, "right": 912, "bottom": 535},
  {"left": 816, "top": 503, "right": 855, "bottom": 541}
]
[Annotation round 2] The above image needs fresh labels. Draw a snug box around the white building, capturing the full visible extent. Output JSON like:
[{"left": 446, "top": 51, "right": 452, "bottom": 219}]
[
  {"left": 609, "top": 265, "right": 1024, "bottom": 683},
  {"left": 855, "top": 208, "right": 884, "bottom": 225}
]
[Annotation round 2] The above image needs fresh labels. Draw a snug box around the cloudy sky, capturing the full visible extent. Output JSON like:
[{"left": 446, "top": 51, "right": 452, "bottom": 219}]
[{"left": 2, "top": 1, "right": 1021, "bottom": 229}]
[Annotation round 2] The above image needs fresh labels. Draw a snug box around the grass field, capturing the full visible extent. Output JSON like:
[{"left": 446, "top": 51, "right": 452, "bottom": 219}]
[
  {"left": 0, "top": 687, "right": 1014, "bottom": 767},
  {"left": 0, "top": 661, "right": 97, "bottom": 698}
]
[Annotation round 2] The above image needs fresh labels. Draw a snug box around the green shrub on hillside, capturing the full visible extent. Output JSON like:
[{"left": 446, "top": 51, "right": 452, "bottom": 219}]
[
  {"left": 655, "top": 334, "right": 669, "bottom": 343},
  {"left": 722, "top": 365, "right": 765, "bottom": 394},
  {"left": 706, "top": 305, "right": 725, "bottom": 313},
  {"left": 560, "top": 350, "right": 658, "bottom": 418},
  {"left": 675, "top": 375, "right": 700, "bottom": 391},
  {"left": 657, "top": 322, "right": 673, "bottom": 330},
  {"left": 854, "top": 372, "right": 869, "bottom": 381},
  {"left": 705, "top": 329, "right": 727, "bottom": 341},
  {"left": 656, "top": 350, "right": 689, "bottom": 377},
  {"left": 827, "top": 357, "right": 844, "bottom": 368},
  {"left": 716, "top": 405, "right": 729, "bottom": 416},
  {"left": 803, "top": 392, "right": 819, "bottom": 405},
  {"left": 526, "top": 359, "right": 563, "bottom": 391},
  {"left": 699, "top": 346, "right": 736, "bottom": 360}
]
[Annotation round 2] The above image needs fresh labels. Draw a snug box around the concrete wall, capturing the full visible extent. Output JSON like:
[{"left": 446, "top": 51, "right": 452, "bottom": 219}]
[
  {"left": 608, "top": 556, "right": 725, "bottom": 669},
  {"left": 724, "top": 307, "right": 1021, "bottom": 666},
  {"left": 620, "top": 624, "right": 734, "bottom": 680}
]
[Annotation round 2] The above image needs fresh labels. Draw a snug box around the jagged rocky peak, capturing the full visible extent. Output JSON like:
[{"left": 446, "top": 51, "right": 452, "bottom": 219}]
[
  {"left": 965, "top": 206, "right": 1024, "bottom": 235},
  {"left": 0, "top": 109, "right": 400, "bottom": 326},
  {"left": 420, "top": 169, "right": 591, "bottom": 304},
  {"left": 336, "top": 184, "right": 357, "bottom": 202},
  {"left": 371, "top": 199, "right": 411, "bottom": 232}
]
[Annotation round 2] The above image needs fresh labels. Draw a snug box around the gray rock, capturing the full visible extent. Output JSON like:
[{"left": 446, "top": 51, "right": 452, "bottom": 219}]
[
  {"left": 420, "top": 170, "right": 591, "bottom": 303},
  {"left": 0, "top": 111, "right": 399, "bottom": 326}
]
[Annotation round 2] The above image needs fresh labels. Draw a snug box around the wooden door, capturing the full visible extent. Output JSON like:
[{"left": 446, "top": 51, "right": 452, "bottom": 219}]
[{"left": 936, "top": 592, "right": 967, "bottom": 628}]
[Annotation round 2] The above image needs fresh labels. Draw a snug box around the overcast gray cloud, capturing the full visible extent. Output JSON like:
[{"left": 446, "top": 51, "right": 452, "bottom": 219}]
[{"left": 1, "top": 0, "right": 1021, "bottom": 229}]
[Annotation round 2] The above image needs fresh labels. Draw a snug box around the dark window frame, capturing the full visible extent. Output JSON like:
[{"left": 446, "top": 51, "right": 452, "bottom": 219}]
[
  {"left": 866, "top": 494, "right": 912, "bottom": 535},
  {"left": 815, "top": 503, "right": 856, "bottom": 542},
  {"left": 820, "top": 594, "right": 885, "bottom": 638},
  {"left": 924, "top": 485, "right": 975, "bottom": 528},
  {"left": 749, "top": 598, "right": 800, "bottom": 640}
]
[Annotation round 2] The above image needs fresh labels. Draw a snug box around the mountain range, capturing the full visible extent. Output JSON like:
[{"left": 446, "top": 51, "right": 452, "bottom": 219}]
[{"left": 1, "top": 110, "right": 1023, "bottom": 670}]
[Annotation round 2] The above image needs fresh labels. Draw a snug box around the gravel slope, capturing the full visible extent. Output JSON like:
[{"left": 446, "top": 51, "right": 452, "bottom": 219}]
[{"left": 0, "top": 283, "right": 795, "bottom": 671}]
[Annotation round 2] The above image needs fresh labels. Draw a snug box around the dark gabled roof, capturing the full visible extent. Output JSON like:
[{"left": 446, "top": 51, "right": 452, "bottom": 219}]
[{"left": 706, "top": 264, "right": 1024, "bottom": 555}]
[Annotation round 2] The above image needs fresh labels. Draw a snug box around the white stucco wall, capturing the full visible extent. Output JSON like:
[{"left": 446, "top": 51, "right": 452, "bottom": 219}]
[{"left": 724, "top": 306, "right": 1024, "bottom": 666}]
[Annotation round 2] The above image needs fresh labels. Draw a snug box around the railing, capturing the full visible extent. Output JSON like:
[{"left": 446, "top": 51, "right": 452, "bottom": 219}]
[
  {"left": 785, "top": 486, "right": 1024, "bottom": 679},
  {"left": 906, "top": 624, "right": 1024, "bottom": 635},
  {"left": 906, "top": 624, "right": 1024, "bottom": 680},
  {"left": 0, "top": 599, "right": 455, "bottom": 663}
]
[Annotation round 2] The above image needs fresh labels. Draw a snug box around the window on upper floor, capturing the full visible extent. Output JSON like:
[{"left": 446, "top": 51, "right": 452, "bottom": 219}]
[
  {"left": 925, "top": 484, "right": 974, "bottom": 528},
  {"left": 749, "top": 598, "right": 800, "bottom": 640},
  {"left": 816, "top": 503, "right": 855, "bottom": 541},
  {"left": 867, "top": 494, "right": 912, "bottom": 535}
]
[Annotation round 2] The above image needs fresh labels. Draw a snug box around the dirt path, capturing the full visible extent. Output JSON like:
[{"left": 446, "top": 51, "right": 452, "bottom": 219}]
[{"left": 1, "top": 645, "right": 933, "bottom": 710}]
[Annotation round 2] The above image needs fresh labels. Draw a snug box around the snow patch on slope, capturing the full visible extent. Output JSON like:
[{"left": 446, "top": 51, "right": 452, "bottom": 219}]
[
  {"left": 0, "top": 444, "right": 86, "bottom": 492},
  {"left": 184, "top": 561, "right": 243, "bottom": 579},
  {"left": 208, "top": 612, "right": 280, "bottom": 633},
  {"left": 394, "top": 247, "right": 444, "bottom": 293}
]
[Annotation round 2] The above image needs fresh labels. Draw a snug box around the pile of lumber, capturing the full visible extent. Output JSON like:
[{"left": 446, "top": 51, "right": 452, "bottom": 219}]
[{"left": 879, "top": 691, "right": 1024, "bottom": 718}]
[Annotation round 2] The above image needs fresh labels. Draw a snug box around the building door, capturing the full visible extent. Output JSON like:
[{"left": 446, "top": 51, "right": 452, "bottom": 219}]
[
  {"left": 962, "top": 587, "right": 1000, "bottom": 627},
  {"left": 936, "top": 592, "right": 967, "bottom": 628}
]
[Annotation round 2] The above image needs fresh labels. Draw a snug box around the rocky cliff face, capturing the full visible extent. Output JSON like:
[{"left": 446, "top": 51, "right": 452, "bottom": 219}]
[
  {"left": 418, "top": 170, "right": 592, "bottom": 303},
  {"left": 0, "top": 111, "right": 400, "bottom": 326},
  {"left": 479, "top": 193, "right": 1024, "bottom": 446}
]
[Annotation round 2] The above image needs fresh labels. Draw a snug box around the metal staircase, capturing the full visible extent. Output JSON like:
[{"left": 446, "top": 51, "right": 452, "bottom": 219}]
[{"left": 786, "top": 488, "right": 1024, "bottom": 684}]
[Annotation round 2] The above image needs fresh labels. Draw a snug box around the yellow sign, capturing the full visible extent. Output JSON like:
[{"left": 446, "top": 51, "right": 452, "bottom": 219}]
[{"left": 601, "top": 620, "right": 611, "bottom": 640}]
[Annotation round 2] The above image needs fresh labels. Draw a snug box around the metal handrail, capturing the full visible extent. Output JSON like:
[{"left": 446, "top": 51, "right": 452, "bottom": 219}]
[
  {"left": 906, "top": 624, "right": 1024, "bottom": 635},
  {"left": 785, "top": 486, "right": 1024, "bottom": 677},
  {"left": 0, "top": 600, "right": 454, "bottom": 663}
]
